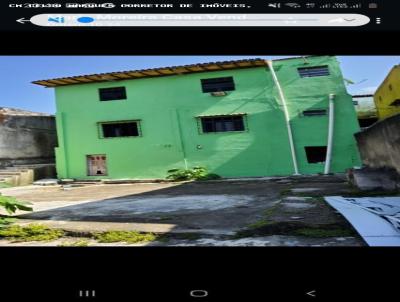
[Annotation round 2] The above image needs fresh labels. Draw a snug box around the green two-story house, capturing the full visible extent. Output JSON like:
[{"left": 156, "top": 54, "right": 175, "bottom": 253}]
[{"left": 33, "top": 56, "right": 361, "bottom": 180}]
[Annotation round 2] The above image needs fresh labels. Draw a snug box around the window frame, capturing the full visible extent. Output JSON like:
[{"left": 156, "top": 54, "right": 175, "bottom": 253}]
[
  {"left": 297, "top": 65, "right": 331, "bottom": 78},
  {"left": 98, "top": 86, "right": 127, "bottom": 102},
  {"left": 197, "top": 114, "right": 248, "bottom": 134},
  {"left": 302, "top": 109, "right": 328, "bottom": 117},
  {"left": 304, "top": 146, "right": 328, "bottom": 164},
  {"left": 97, "top": 120, "right": 142, "bottom": 139},
  {"left": 200, "top": 76, "right": 236, "bottom": 93}
]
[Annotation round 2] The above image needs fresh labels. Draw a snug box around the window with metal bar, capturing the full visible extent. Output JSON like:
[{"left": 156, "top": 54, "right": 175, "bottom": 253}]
[
  {"left": 201, "top": 77, "right": 235, "bottom": 93},
  {"left": 99, "top": 87, "right": 127, "bottom": 101},
  {"left": 200, "top": 115, "right": 245, "bottom": 133},
  {"left": 303, "top": 109, "right": 328, "bottom": 116},
  {"left": 100, "top": 121, "right": 140, "bottom": 138},
  {"left": 298, "top": 66, "right": 330, "bottom": 78}
]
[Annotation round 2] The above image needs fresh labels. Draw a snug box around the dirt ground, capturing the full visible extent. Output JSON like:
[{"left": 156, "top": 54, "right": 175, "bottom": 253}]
[{"left": 0, "top": 175, "right": 366, "bottom": 246}]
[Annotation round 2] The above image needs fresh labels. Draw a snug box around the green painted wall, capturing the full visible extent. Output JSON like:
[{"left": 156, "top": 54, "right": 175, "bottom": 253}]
[{"left": 54, "top": 56, "right": 361, "bottom": 179}]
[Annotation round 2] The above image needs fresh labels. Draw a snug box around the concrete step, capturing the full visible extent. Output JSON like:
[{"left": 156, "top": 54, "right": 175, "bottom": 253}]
[
  {"left": 4, "top": 168, "right": 29, "bottom": 172},
  {"left": 13, "top": 219, "right": 235, "bottom": 236},
  {"left": 0, "top": 170, "right": 29, "bottom": 186},
  {"left": 14, "top": 219, "right": 176, "bottom": 235},
  {"left": 12, "top": 163, "right": 55, "bottom": 169},
  {"left": 0, "top": 163, "right": 56, "bottom": 186},
  {"left": 0, "top": 171, "right": 23, "bottom": 175},
  {"left": 60, "top": 179, "right": 101, "bottom": 185},
  {"left": 0, "top": 175, "right": 18, "bottom": 179},
  {"left": 0, "top": 177, "right": 17, "bottom": 181},
  {"left": 348, "top": 168, "right": 399, "bottom": 191}
]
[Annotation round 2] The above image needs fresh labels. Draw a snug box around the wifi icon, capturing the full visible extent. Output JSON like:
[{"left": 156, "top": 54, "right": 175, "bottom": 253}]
[{"left": 285, "top": 3, "right": 301, "bottom": 8}]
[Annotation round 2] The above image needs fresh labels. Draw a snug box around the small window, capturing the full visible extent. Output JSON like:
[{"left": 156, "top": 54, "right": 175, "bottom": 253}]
[
  {"left": 100, "top": 121, "right": 140, "bottom": 138},
  {"left": 201, "top": 77, "right": 235, "bottom": 93},
  {"left": 303, "top": 109, "right": 327, "bottom": 116},
  {"left": 99, "top": 87, "right": 126, "bottom": 101},
  {"left": 305, "top": 146, "right": 327, "bottom": 164},
  {"left": 200, "top": 115, "right": 245, "bottom": 133},
  {"left": 87, "top": 155, "right": 107, "bottom": 176},
  {"left": 389, "top": 84, "right": 393, "bottom": 91},
  {"left": 298, "top": 66, "right": 330, "bottom": 78}
]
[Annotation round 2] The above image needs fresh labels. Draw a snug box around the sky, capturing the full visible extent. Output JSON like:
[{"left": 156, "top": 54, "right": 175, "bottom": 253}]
[{"left": 0, "top": 55, "right": 398, "bottom": 114}]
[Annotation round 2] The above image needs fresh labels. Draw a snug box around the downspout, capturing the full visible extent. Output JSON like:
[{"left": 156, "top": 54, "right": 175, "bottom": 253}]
[
  {"left": 57, "top": 111, "right": 69, "bottom": 178},
  {"left": 266, "top": 60, "right": 300, "bottom": 175},
  {"left": 324, "top": 94, "right": 336, "bottom": 174},
  {"left": 175, "top": 109, "right": 189, "bottom": 169}
]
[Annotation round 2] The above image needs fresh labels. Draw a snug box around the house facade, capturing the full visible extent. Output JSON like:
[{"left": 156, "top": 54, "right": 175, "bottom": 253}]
[
  {"left": 374, "top": 65, "right": 400, "bottom": 120},
  {"left": 34, "top": 56, "right": 361, "bottom": 180}
]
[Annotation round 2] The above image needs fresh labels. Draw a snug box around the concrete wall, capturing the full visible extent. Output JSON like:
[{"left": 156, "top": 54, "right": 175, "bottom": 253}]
[
  {"left": 0, "top": 113, "right": 57, "bottom": 167},
  {"left": 355, "top": 113, "right": 400, "bottom": 174}
]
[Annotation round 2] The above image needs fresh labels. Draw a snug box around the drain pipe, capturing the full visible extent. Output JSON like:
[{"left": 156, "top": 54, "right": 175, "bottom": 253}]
[
  {"left": 266, "top": 60, "right": 300, "bottom": 175},
  {"left": 324, "top": 94, "right": 336, "bottom": 174},
  {"left": 175, "top": 109, "right": 189, "bottom": 169}
]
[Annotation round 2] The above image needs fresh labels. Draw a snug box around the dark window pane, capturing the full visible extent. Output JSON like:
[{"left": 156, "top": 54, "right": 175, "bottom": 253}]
[
  {"left": 200, "top": 115, "right": 245, "bottom": 133},
  {"left": 233, "top": 119, "right": 245, "bottom": 131},
  {"left": 305, "top": 146, "right": 327, "bottom": 163},
  {"left": 224, "top": 121, "right": 235, "bottom": 131},
  {"left": 298, "top": 66, "right": 330, "bottom": 78},
  {"left": 303, "top": 109, "right": 327, "bottom": 116},
  {"left": 214, "top": 120, "right": 224, "bottom": 132},
  {"left": 202, "top": 120, "right": 214, "bottom": 133},
  {"left": 201, "top": 77, "right": 235, "bottom": 93},
  {"left": 101, "top": 122, "right": 139, "bottom": 138},
  {"left": 99, "top": 87, "right": 127, "bottom": 101}
]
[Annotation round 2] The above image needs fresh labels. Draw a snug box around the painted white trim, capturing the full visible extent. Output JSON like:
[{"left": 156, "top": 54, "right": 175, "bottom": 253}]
[
  {"left": 324, "top": 94, "right": 335, "bottom": 174},
  {"left": 267, "top": 60, "right": 300, "bottom": 175}
]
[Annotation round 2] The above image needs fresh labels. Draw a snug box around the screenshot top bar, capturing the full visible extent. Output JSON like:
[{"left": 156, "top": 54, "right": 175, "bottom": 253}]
[
  {"left": 29, "top": 14, "right": 371, "bottom": 27},
  {"left": 1, "top": 0, "right": 398, "bottom": 31}
]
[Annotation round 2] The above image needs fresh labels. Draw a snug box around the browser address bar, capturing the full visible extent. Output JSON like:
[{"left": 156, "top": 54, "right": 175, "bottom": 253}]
[{"left": 29, "top": 14, "right": 371, "bottom": 27}]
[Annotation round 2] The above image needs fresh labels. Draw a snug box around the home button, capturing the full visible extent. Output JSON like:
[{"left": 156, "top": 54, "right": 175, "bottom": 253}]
[{"left": 190, "top": 289, "right": 209, "bottom": 298}]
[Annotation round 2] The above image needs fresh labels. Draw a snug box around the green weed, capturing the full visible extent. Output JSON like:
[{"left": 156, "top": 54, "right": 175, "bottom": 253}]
[
  {"left": 167, "top": 167, "right": 221, "bottom": 181},
  {"left": 0, "top": 224, "right": 64, "bottom": 242},
  {"left": 94, "top": 231, "right": 157, "bottom": 244}
]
